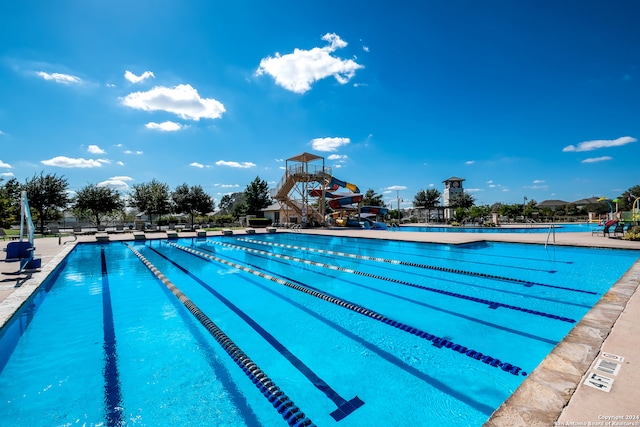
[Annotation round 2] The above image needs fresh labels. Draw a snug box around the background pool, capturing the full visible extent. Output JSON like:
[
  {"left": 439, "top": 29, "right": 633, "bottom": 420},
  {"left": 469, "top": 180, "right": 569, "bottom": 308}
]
[{"left": 395, "top": 223, "right": 599, "bottom": 233}]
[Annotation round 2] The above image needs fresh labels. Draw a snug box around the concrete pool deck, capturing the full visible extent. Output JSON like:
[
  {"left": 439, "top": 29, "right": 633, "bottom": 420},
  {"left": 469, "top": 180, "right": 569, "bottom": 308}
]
[{"left": 1, "top": 226, "right": 638, "bottom": 426}]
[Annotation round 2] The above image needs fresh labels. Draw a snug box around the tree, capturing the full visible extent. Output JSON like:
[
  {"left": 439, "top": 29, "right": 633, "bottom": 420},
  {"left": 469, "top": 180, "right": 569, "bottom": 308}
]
[
  {"left": 244, "top": 176, "right": 271, "bottom": 216},
  {"left": 469, "top": 205, "right": 491, "bottom": 222},
  {"left": 218, "top": 192, "right": 247, "bottom": 218},
  {"left": 74, "top": 184, "right": 124, "bottom": 226},
  {"left": 449, "top": 192, "right": 475, "bottom": 209},
  {"left": 618, "top": 185, "right": 640, "bottom": 211},
  {"left": 23, "top": 172, "right": 70, "bottom": 233},
  {"left": 0, "top": 178, "right": 22, "bottom": 227},
  {"left": 129, "top": 179, "right": 171, "bottom": 224},
  {"left": 413, "top": 188, "right": 441, "bottom": 221},
  {"left": 172, "top": 183, "right": 215, "bottom": 230},
  {"left": 361, "top": 188, "right": 385, "bottom": 207}
]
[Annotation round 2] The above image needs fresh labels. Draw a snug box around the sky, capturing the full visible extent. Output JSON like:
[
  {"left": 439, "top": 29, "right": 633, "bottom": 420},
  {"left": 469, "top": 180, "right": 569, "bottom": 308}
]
[{"left": 1, "top": 1, "right": 639, "bottom": 210}]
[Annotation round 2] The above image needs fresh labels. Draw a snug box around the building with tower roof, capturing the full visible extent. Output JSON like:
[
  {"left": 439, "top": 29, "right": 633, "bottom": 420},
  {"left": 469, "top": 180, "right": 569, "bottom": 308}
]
[{"left": 443, "top": 176, "right": 465, "bottom": 221}]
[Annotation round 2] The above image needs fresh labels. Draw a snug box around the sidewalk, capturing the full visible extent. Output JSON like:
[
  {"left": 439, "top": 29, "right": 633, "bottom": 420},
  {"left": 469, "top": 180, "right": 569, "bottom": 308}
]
[{"left": 1, "top": 228, "right": 638, "bottom": 426}]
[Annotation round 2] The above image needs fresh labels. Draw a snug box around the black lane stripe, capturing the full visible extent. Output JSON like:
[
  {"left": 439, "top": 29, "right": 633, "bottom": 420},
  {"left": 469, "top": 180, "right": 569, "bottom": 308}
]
[
  {"left": 238, "top": 237, "right": 596, "bottom": 295},
  {"left": 100, "top": 248, "right": 124, "bottom": 427},
  {"left": 126, "top": 244, "right": 315, "bottom": 427},
  {"left": 147, "top": 245, "right": 364, "bottom": 422},
  {"left": 197, "top": 244, "right": 559, "bottom": 345},
  {"left": 238, "top": 274, "right": 497, "bottom": 416},
  {"left": 169, "top": 242, "right": 528, "bottom": 377},
  {"left": 203, "top": 240, "right": 577, "bottom": 323},
  {"left": 273, "top": 233, "right": 576, "bottom": 266}
]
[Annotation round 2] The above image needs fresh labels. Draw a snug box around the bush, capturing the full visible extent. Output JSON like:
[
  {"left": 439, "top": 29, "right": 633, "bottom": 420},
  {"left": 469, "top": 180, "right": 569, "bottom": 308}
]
[
  {"left": 623, "top": 226, "right": 640, "bottom": 241},
  {"left": 248, "top": 217, "right": 272, "bottom": 228}
]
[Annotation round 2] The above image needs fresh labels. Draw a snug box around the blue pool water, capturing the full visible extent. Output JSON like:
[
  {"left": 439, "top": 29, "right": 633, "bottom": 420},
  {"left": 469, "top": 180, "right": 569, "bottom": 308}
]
[
  {"left": 0, "top": 234, "right": 637, "bottom": 426},
  {"left": 395, "top": 223, "right": 598, "bottom": 233}
]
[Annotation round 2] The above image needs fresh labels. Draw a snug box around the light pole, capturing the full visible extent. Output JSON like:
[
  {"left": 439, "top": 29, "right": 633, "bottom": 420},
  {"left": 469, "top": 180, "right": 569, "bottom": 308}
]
[
  {"left": 523, "top": 196, "right": 527, "bottom": 221},
  {"left": 396, "top": 190, "right": 401, "bottom": 224}
]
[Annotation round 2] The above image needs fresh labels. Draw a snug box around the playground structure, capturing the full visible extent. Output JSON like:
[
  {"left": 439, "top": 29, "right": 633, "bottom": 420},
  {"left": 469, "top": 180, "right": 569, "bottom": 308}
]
[{"left": 271, "top": 152, "right": 385, "bottom": 228}]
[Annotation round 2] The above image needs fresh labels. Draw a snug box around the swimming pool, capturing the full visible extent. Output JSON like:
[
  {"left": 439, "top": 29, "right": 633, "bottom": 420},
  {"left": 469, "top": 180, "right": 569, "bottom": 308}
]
[
  {"left": 0, "top": 234, "right": 637, "bottom": 426},
  {"left": 395, "top": 223, "right": 598, "bottom": 233}
]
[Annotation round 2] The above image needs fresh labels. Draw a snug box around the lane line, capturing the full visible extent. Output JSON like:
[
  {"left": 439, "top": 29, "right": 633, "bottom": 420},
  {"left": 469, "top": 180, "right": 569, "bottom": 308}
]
[
  {"left": 238, "top": 237, "right": 596, "bottom": 295},
  {"left": 168, "top": 242, "right": 528, "bottom": 377},
  {"left": 126, "top": 244, "right": 316, "bottom": 427},
  {"left": 147, "top": 245, "right": 364, "bottom": 421},
  {"left": 100, "top": 248, "right": 124, "bottom": 427},
  {"left": 201, "top": 239, "right": 577, "bottom": 323}
]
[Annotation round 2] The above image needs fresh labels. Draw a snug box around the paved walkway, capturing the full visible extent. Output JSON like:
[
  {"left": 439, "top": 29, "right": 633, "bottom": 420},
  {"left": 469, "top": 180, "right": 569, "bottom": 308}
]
[{"left": 1, "top": 226, "right": 638, "bottom": 426}]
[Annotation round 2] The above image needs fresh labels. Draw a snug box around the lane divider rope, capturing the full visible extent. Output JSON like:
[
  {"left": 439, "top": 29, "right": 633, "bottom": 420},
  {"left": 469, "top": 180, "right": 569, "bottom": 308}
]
[
  {"left": 200, "top": 239, "right": 576, "bottom": 324},
  {"left": 126, "top": 243, "right": 315, "bottom": 427},
  {"left": 167, "top": 242, "right": 528, "bottom": 377},
  {"left": 237, "top": 237, "right": 597, "bottom": 295}
]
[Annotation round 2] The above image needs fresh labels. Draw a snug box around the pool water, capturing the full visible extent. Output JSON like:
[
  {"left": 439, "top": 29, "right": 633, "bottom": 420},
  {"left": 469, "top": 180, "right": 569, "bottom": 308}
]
[
  {"left": 0, "top": 234, "right": 637, "bottom": 426},
  {"left": 395, "top": 223, "right": 598, "bottom": 233}
]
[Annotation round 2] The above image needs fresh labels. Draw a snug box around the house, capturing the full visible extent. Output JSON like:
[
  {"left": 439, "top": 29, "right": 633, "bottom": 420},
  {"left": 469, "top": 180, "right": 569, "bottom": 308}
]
[
  {"left": 572, "top": 197, "right": 600, "bottom": 210},
  {"left": 261, "top": 202, "right": 297, "bottom": 225},
  {"left": 536, "top": 199, "right": 570, "bottom": 210}
]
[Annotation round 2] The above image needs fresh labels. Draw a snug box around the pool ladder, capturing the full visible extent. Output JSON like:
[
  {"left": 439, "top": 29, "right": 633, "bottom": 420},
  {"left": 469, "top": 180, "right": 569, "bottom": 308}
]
[{"left": 545, "top": 224, "right": 556, "bottom": 248}]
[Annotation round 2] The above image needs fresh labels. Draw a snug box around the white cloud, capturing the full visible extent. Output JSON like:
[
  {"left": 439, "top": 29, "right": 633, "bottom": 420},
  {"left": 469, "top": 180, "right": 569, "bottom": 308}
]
[
  {"left": 190, "top": 162, "right": 204, "bottom": 168},
  {"left": 214, "top": 183, "right": 240, "bottom": 188},
  {"left": 311, "top": 137, "right": 350, "bottom": 152},
  {"left": 124, "top": 70, "right": 155, "bottom": 84},
  {"left": 215, "top": 160, "right": 256, "bottom": 168},
  {"left": 98, "top": 179, "right": 130, "bottom": 190},
  {"left": 385, "top": 185, "right": 407, "bottom": 191},
  {"left": 1, "top": 172, "right": 14, "bottom": 177},
  {"left": 124, "top": 150, "right": 143, "bottom": 155},
  {"left": 328, "top": 154, "right": 348, "bottom": 161},
  {"left": 562, "top": 136, "right": 636, "bottom": 152},
  {"left": 36, "top": 71, "right": 81, "bottom": 84},
  {"left": 0, "top": 160, "right": 12, "bottom": 168},
  {"left": 582, "top": 156, "right": 613, "bottom": 163},
  {"left": 0, "top": 130, "right": 4, "bottom": 135},
  {"left": 533, "top": 179, "right": 545, "bottom": 184},
  {"left": 97, "top": 159, "right": 110, "bottom": 164},
  {"left": 109, "top": 175, "right": 133, "bottom": 181},
  {"left": 116, "top": 161, "right": 125, "bottom": 166},
  {"left": 145, "top": 121, "right": 184, "bottom": 131},
  {"left": 121, "top": 84, "right": 225, "bottom": 121},
  {"left": 87, "top": 144, "right": 106, "bottom": 154},
  {"left": 41, "top": 156, "right": 102, "bottom": 168},
  {"left": 465, "top": 160, "right": 475, "bottom": 165},
  {"left": 256, "top": 33, "right": 364, "bottom": 94}
]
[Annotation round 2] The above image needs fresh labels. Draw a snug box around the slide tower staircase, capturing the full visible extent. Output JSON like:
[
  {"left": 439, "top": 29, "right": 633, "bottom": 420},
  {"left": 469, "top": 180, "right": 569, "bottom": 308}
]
[{"left": 271, "top": 152, "right": 330, "bottom": 225}]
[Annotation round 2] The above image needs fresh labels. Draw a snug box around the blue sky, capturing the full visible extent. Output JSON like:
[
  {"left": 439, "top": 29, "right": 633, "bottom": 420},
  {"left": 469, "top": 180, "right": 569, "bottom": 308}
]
[{"left": 1, "top": 1, "right": 638, "bottom": 209}]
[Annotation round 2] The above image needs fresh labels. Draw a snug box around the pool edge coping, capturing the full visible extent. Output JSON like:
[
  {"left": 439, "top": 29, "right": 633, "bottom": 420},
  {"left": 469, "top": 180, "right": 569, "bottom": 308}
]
[
  {"left": 484, "top": 258, "right": 640, "bottom": 427},
  {"left": 0, "top": 243, "right": 76, "bottom": 330}
]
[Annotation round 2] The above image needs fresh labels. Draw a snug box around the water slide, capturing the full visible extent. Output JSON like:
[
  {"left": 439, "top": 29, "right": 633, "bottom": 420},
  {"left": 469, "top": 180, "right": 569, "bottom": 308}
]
[
  {"left": 328, "top": 176, "right": 360, "bottom": 194},
  {"left": 328, "top": 194, "right": 364, "bottom": 209},
  {"left": 360, "top": 206, "right": 389, "bottom": 216},
  {"left": 308, "top": 175, "right": 362, "bottom": 209}
]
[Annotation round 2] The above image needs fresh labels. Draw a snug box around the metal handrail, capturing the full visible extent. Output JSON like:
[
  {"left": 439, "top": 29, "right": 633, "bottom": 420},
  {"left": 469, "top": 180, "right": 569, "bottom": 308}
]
[{"left": 545, "top": 224, "right": 556, "bottom": 248}]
